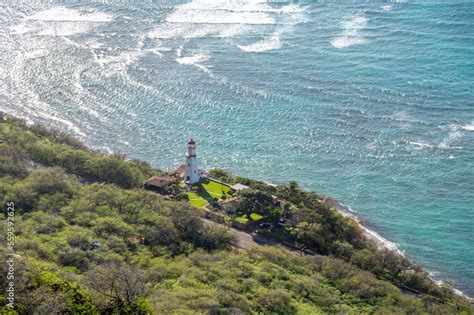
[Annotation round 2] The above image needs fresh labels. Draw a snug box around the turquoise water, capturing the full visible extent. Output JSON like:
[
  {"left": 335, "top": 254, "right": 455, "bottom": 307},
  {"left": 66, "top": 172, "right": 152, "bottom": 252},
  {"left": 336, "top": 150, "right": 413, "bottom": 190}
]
[{"left": 1, "top": 1, "right": 473, "bottom": 295}]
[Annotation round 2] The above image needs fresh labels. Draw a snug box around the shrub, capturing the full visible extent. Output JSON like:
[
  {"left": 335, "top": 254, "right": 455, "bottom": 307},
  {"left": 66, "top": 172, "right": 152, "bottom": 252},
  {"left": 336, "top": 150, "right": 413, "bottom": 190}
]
[
  {"left": 256, "top": 289, "right": 295, "bottom": 314},
  {"left": 58, "top": 248, "right": 91, "bottom": 271},
  {"left": 197, "top": 225, "right": 236, "bottom": 251},
  {"left": 93, "top": 217, "right": 136, "bottom": 238}
]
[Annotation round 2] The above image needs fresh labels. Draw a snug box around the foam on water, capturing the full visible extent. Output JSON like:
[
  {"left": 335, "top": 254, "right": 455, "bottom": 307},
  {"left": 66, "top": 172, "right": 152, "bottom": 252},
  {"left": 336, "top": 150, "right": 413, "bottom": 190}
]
[
  {"left": 409, "top": 141, "right": 435, "bottom": 149},
  {"left": 12, "top": 7, "right": 113, "bottom": 37},
  {"left": 26, "top": 7, "right": 113, "bottom": 22},
  {"left": 176, "top": 49, "right": 211, "bottom": 73},
  {"left": 10, "top": 23, "right": 31, "bottom": 35},
  {"left": 461, "top": 120, "right": 474, "bottom": 131},
  {"left": 363, "top": 226, "right": 402, "bottom": 254},
  {"left": 331, "top": 14, "right": 368, "bottom": 49},
  {"left": 23, "top": 49, "right": 49, "bottom": 60},
  {"left": 439, "top": 125, "right": 464, "bottom": 149},
  {"left": 149, "top": 0, "right": 306, "bottom": 54},
  {"left": 176, "top": 52, "right": 209, "bottom": 65},
  {"left": 238, "top": 34, "right": 281, "bottom": 52},
  {"left": 237, "top": 5, "right": 306, "bottom": 53},
  {"left": 166, "top": 8, "right": 276, "bottom": 25}
]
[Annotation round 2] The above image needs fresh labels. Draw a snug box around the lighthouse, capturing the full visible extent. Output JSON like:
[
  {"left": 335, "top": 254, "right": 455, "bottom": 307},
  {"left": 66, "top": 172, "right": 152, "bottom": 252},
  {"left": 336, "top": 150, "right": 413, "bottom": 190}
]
[{"left": 184, "top": 139, "right": 200, "bottom": 184}]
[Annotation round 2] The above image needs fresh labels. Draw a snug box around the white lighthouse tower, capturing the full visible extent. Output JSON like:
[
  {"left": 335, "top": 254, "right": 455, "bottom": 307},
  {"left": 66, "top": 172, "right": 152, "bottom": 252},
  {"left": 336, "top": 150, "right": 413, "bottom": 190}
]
[{"left": 184, "top": 139, "right": 200, "bottom": 184}]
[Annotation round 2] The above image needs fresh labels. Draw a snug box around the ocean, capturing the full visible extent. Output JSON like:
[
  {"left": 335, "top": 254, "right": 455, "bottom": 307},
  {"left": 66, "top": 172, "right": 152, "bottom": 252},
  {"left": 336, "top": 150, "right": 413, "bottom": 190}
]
[{"left": 1, "top": 0, "right": 473, "bottom": 295}]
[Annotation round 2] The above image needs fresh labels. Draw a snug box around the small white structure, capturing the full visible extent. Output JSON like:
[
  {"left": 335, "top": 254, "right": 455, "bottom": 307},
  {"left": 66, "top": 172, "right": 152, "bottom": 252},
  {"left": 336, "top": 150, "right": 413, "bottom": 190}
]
[
  {"left": 231, "top": 183, "right": 250, "bottom": 191},
  {"left": 184, "top": 139, "right": 201, "bottom": 184}
]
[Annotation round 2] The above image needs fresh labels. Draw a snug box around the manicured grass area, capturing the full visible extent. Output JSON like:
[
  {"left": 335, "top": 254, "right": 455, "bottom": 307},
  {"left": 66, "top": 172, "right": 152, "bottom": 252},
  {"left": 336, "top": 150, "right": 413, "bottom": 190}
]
[
  {"left": 185, "top": 179, "right": 231, "bottom": 209},
  {"left": 236, "top": 215, "right": 249, "bottom": 225},
  {"left": 250, "top": 213, "right": 264, "bottom": 221},
  {"left": 186, "top": 179, "right": 230, "bottom": 208},
  {"left": 186, "top": 191, "right": 201, "bottom": 200},
  {"left": 189, "top": 198, "right": 208, "bottom": 208},
  {"left": 185, "top": 192, "right": 209, "bottom": 209},
  {"left": 201, "top": 179, "right": 231, "bottom": 197}
]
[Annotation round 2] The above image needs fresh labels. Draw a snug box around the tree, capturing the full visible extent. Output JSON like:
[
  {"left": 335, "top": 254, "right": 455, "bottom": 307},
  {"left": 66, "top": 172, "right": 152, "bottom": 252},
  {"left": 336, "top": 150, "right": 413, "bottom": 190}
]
[
  {"left": 85, "top": 265, "right": 153, "bottom": 313},
  {"left": 239, "top": 189, "right": 274, "bottom": 216},
  {"left": 198, "top": 224, "right": 236, "bottom": 251},
  {"left": 57, "top": 149, "right": 89, "bottom": 173},
  {"left": 0, "top": 144, "right": 28, "bottom": 178},
  {"left": 209, "top": 168, "right": 231, "bottom": 182},
  {"left": 93, "top": 216, "right": 136, "bottom": 238},
  {"left": 27, "top": 167, "right": 74, "bottom": 196},
  {"left": 137, "top": 214, "right": 179, "bottom": 246},
  {"left": 165, "top": 202, "right": 202, "bottom": 242},
  {"left": 84, "top": 156, "right": 144, "bottom": 189},
  {"left": 256, "top": 289, "right": 296, "bottom": 314},
  {"left": 276, "top": 180, "right": 316, "bottom": 206},
  {"left": 58, "top": 248, "right": 91, "bottom": 271},
  {"left": 163, "top": 180, "right": 181, "bottom": 196}
]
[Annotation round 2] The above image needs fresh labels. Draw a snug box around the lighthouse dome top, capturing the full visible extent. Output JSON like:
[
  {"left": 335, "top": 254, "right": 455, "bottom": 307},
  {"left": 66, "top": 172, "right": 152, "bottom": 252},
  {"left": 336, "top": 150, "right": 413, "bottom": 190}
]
[{"left": 188, "top": 139, "right": 196, "bottom": 145}]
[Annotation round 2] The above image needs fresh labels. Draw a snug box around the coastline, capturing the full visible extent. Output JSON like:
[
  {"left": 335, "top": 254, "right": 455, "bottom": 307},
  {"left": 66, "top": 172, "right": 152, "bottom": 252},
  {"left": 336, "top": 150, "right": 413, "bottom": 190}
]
[
  {"left": 320, "top": 196, "right": 472, "bottom": 301},
  {"left": 320, "top": 196, "right": 402, "bottom": 254}
]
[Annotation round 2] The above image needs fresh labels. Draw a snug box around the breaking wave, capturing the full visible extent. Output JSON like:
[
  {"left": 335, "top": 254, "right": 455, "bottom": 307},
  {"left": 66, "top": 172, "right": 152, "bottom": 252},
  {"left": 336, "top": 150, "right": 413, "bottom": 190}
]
[
  {"left": 461, "top": 120, "right": 474, "bottom": 131},
  {"left": 26, "top": 7, "right": 113, "bottom": 22},
  {"left": 331, "top": 14, "right": 368, "bottom": 49},
  {"left": 148, "top": 0, "right": 306, "bottom": 53},
  {"left": 175, "top": 48, "right": 211, "bottom": 73},
  {"left": 12, "top": 7, "right": 113, "bottom": 37},
  {"left": 238, "top": 34, "right": 281, "bottom": 52},
  {"left": 439, "top": 125, "right": 464, "bottom": 149}
]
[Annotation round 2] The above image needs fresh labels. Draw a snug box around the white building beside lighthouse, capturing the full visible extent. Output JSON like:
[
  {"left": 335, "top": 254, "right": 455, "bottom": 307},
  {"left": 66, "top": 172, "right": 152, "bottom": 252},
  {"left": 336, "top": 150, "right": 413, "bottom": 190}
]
[{"left": 184, "top": 138, "right": 201, "bottom": 184}]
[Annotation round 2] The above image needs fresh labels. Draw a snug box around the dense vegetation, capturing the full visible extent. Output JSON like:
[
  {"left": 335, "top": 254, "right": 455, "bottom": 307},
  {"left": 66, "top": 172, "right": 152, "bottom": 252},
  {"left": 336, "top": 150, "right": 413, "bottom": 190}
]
[
  {"left": 0, "top": 115, "right": 162, "bottom": 189},
  {"left": 0, "top": 113, "right": 472, "bottom": 314},
  {"left": 209, "top": 169, "right": 455, "bottom": 294}
]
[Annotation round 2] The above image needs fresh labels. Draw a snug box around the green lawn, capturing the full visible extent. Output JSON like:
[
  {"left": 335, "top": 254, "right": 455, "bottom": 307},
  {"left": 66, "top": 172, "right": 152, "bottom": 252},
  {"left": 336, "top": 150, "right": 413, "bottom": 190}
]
[
  {"left": 186, "top": 192, "right": 209, "bottom": 209},
  {"left": 185, "top": 179, "right": 231, "bottom": 209},
  {"left": 201, "top": 179, "right": 231, "bottom": 197},
  {"left": 236, "top": 215, "right": 249, "bottom": 225},
  {"left": 188, "top": 198, "right": 208, "bottom": 208},
  {"left": 250, "top": 213, "right": 264, "bottom": 221}
]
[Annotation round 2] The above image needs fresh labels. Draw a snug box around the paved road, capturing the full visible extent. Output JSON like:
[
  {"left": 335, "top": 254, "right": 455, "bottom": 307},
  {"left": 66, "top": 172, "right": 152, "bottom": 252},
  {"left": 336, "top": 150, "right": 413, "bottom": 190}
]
[
  {"left": 201, "top": 218, "right": 257, "bottom": 249},
  {"left": 201, "top": 218, "right": 304, "bottom": 254}
]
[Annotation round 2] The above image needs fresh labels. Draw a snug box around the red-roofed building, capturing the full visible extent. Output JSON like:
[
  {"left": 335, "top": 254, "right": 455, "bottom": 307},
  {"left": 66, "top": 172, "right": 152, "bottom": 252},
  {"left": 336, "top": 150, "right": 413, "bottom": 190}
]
[
  {"left": 144, "top": 175, "right": 175, "bottom": 194},
  {"left": 170, "top": 164, "right": 186, "bottom": 178}
]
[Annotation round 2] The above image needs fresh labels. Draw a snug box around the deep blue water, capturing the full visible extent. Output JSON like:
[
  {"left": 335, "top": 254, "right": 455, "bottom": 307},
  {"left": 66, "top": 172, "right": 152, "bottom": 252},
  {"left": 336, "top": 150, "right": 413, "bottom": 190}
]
[{"left": 1, "top": 1, "right": 473, "bottom": 295}]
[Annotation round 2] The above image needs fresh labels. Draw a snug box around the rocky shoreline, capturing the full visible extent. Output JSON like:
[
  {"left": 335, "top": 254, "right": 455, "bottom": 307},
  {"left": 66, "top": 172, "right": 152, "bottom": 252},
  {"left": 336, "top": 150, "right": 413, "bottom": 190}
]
[
  {"left": 320, "top": 196, "right": 402, "bottom": 254},
  {"left": 320, "top": 196, "right": 472, "bottom": 301}
]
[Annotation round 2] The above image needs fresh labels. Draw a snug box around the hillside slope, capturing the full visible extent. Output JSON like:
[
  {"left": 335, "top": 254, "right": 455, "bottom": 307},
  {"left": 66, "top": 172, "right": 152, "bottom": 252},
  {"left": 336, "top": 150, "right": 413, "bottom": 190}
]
[{"left": 0, "top": 113, "right": 471, "bottom": 314}]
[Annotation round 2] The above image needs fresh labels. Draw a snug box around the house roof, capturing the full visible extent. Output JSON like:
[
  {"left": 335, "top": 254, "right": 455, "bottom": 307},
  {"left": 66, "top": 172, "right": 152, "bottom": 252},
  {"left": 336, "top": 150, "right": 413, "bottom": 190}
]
[
  {"left": 231, "top": 183, "right": 250, "bottom": 191},
  {"left": 145, "top": 175, "right": 175, "bottom": 188},
  {"left": 170, "top": 164, "right": 186, "bottom": 178}
]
